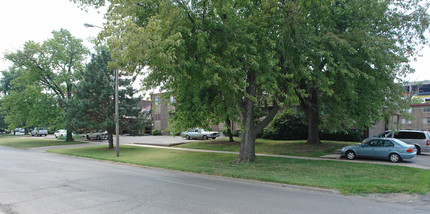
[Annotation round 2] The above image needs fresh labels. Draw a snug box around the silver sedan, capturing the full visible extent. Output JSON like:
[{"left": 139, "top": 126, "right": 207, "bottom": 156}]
[{"left": 181, "top": 128, "right": 220, "bottom": 140}]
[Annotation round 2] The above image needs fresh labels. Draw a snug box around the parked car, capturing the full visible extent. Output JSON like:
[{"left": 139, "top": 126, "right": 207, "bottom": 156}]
[
  {"left": 181, "top": 128, "right": 220, "bottom": 140},
  {"left": 54, "top": 129, "right": 74, "bottom": 138},
  {"left": 14, "top": 128, "right": 25, "bottom": 135},
  {"left": 31, "top": 127, "right": 48, "bottom": 136},
  {"left": 341, "top": 138, "right": 416, "bottom": 163},
  {"left": 375, "top": 130, "right": 430, "bottom": 154},
  {"left": 86, "top": 131, "right": 108, "bottom": 140}
]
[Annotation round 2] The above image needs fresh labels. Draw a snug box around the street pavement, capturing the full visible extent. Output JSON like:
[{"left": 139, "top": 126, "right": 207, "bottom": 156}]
[{"left": 1, "top": 145, "right": 430, "bottom": 214}]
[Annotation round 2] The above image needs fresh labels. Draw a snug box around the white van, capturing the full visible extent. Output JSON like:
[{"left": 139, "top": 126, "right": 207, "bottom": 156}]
[{"left": 376, "top": 130, "right": 430, "bottom": 154}]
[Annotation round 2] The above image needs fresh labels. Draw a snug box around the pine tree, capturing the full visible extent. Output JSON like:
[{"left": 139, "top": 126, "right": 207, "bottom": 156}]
[{"left": 72, "top": 49, "right": 148, "bottom": 148}]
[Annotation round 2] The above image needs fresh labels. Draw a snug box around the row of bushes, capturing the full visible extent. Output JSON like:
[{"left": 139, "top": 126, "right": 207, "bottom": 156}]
[
  {"left": 150, "top": 110, "right": 364, "bottom": 141},
  {"left": 259, "top": 110, "right": 364, "bottom": 142},
  {"left": 222, "top": 130, "right": 241, "bottom": 137}
]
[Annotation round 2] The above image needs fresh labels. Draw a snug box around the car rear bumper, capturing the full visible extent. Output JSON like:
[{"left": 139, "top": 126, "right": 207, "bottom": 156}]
[{"left": 400, "top": 153, "right": 416, "bottom": 160}]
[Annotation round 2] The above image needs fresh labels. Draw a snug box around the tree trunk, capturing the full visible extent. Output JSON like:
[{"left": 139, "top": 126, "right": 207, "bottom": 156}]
[
  {"left": 66, "top": 130, "right": 74, "bottom": 142},
  {"left": 297, "top": 86, "right": 321, "bottom": 145},
  {"left": 108, "top": 133, "right": 114, "bottom": 149},
  {"left": 237, "top": 126, "right": 257, "bottom": 163},
  {"left": 226, "top": 117, "right": 234, "bottom": 142},
  {"left": 66, "top": 124, "right": 74, "bottom": 142},
  {"left": 306, "top": 105, "right": 320, "bottom": 144},
  {"left": 237, "top": 70, "right": 258, "bottom": 163}
]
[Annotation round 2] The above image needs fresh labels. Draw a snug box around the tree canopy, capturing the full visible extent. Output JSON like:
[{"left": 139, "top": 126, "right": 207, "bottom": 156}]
[
  {"left": 71, "top": 49, "right": 149, "bottom": 148},
  {"left": 71, "top": 0, "right": 429, "bottom": 162},
  {"left": 3, "top": 29, "right": 89, "bottom": 140}
]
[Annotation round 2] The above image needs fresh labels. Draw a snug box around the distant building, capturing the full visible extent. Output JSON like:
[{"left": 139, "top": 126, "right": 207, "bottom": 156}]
[
  {"left": 151, "top": 93, "right": 176, "bottom": 135},
  {"left": 150, "top": 93, "right": 239, "bottom": 135},
  {"left": 390, "top": 103, "right": 430, "bottom": 131},
  {"left": 389, "top": 80, "right": 430, "bottom": 131},
  {"left": 403, "top": 80, "right": 430, "bottom": 96}
]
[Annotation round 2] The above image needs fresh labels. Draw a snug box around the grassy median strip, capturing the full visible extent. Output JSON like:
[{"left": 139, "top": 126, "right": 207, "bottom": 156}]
[
  {"left": 178, "top": 138, "right": 357, "bottom": 157},
  {"left": 49, "top": 145, "right": 430, "bottom": 195},
  {"left": 0, "top": 136, "right": 87, "bottom": 148}
]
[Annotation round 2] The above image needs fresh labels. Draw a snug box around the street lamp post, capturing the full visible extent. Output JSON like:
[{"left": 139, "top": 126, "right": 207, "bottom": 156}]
[{"left": 84, "top": 23, "right": 120, "bottom": 157}]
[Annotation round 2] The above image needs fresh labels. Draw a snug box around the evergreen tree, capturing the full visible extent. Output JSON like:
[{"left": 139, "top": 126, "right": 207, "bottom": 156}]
[{"left": 72, "top": 49, "right": 148, "bottom": 148}]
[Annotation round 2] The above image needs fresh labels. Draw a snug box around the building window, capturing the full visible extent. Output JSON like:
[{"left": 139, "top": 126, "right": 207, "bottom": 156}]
[
  {"left": 422, "top": 118, "right": 430, "bottom": 124},
  {"left": 424, "top": 106, "right": 430, "bottom": 113},
  {"left": 402, "top": 119, "right": 412, "bottom": 124},
  {"left": 170, "top": 96, "right": 176, "bottom": 104},
  {"left": 155, "top": 97, "right": 161, "bottom": 105},
  {"left": 154, "top": 114, "right": 161, "bottom": 121}
]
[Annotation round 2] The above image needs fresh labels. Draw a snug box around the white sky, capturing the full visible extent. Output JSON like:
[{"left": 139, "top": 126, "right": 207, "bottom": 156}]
[
  {"left": 0, "top": 0, "right": 104, "bottom": 71},
  {"left": 0, "top": 0, "right": 429, "bottom": 82}
]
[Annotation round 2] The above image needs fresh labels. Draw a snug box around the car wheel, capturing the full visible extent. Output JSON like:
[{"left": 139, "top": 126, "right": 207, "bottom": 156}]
[
  {"left": 55, "top": 135, "right": 57, "bottom": 138},
  {"left": 203, "top": 136, "right": 208, "bottom": 140},
  {"left": 212, "top": 137, "right": 216, "bottom": 140},
  {"left": 86, "top": 135, "right": 90, "bottom": 140},
  {"left": 389, "top": 153, "right": 401, "bottom": 163},
  {"left": 415, "top": 145, "right": 421, "bottom": 155},
  {"left": 345, "top": 151, "right": 356, "bottom": 160},
  {"left": 96, "top": 135, "right": 101, "bottom": 140},
  {"left": 186, "top": 135, "right": 190, "bottom": 140}
]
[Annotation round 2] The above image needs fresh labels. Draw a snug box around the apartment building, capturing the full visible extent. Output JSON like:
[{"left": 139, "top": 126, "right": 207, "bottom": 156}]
[
  {"left": 389, "top": 80, "right": 430, "bottom": 131},
  {"left": 390, "top": 103, "right": 430, "bottom": 131}
]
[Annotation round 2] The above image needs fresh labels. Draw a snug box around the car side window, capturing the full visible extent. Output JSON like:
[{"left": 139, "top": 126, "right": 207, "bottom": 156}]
[
  {"left": 370, "top": 140, "right": 379, "bottom": 147},
  {"left": 383, "top": 141, "right": 394, "bottom": 147},
  {"left": 364, "top": 140, "right": 376, "bottom": 147}
]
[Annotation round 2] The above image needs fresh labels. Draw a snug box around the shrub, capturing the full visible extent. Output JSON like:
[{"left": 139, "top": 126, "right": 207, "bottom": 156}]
[
  {"left": 320, "top": 129, "right": 364, "bottom": 142},
  {"left": 222, "top": 129, "right": 240, "bottom": 137},
  {"left": 152, "top": 130, "right": 162, "bottom": 135},
  {"left": 260, "top": 110, "right": 308, "bottom": 140},
  {"left": 259, "top": 109, "right": 364, "bottom": 141}
]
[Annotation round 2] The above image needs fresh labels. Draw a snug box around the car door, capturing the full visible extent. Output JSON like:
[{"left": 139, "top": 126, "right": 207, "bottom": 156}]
[
  {"left": 358, "top": 140, "right": 377, "bottom": 157},
  {"left": 189, "top": 129, "right": 200, "bottom": 138},
  {"left": 373, "top": 140, "right": 393, "bottom": 158}
]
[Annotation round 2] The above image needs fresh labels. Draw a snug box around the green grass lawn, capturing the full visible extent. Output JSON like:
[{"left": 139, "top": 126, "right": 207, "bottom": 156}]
[
  {"left": 0, "top": 136, "right": 87, "bottom": 148},
  {"left": 49, "top": 145, "right": 430, "bottom": 195},
  {"left": 177, "top": 138, "right": 357, "bottom": 157}
]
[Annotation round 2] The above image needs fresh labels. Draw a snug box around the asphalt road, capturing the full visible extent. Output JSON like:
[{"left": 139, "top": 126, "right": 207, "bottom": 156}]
[{"left": 1, "top": 146, "right": 429, "bottom": 214}]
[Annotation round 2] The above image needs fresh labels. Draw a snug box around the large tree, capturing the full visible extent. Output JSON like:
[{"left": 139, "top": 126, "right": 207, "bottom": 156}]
[
  {"left": 0, "top": 72, "right": 62, "bottom": 131},
  {"left": 4, "top": 29, "right": 89, "bottom": 141},
  {"left": 280, "top": 0, "right": 429, "bottom": 144},
  {"left": 71, "top": 49, "right": 148, "bottom": 148},
  {"left": 71, "top": 0, "right": 429, "bottom": 162}
]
